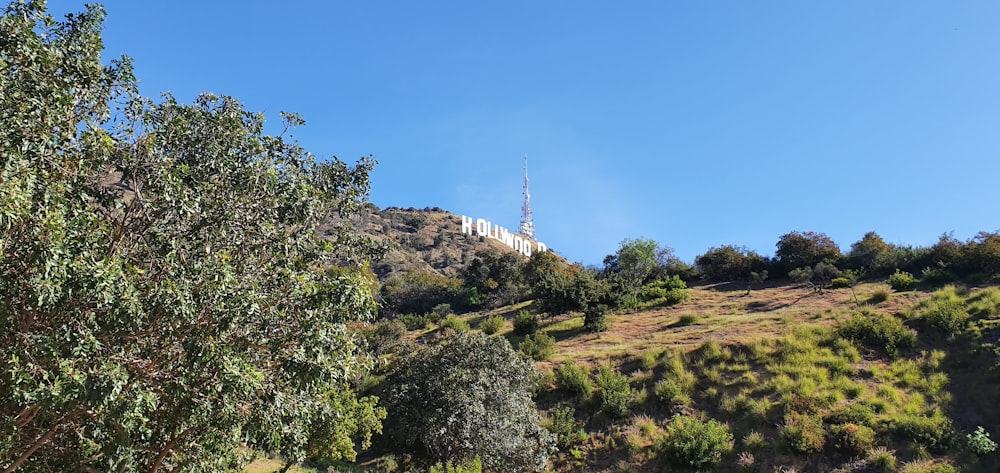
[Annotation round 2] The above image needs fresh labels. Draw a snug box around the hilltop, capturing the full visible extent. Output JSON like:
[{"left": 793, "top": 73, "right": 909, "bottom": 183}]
[{"left": 329, "top": 206, "right": 535, "bottom": 279}]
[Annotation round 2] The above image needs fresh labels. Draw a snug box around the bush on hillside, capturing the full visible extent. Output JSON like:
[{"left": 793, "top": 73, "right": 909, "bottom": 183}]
[
  {"left": 913, "top": 287, "right": 971, "bottom": 336},
  {"left": 637, "top": 275, "right": 690, "bottom": 308},
  {"left": 513, "top": 310, "right": 540, "bottom": 335},
  {"left": 519, "top": 332, "right": 556, "bottom": 361},
  {"left": 656, "top": 415, "right": 734, "bottom": 469},
  {"left": 397, "top": 313, "right": 430, "bottom": 330},
  {"left": 888, "top": 270, "right": 918, "bottom": 291},
  {"left": 780, "top": 412, "right": 826, "bottom": 453},
  {"left": 966, "top": 426, "right": 998, "bottom": 455},
  {"left": 543, "top": 405, "right": 588, "bottom": 450},
  {"left": 554, "top": 361, "right": 593, "bottom": 399},
  {"left": 837, "top": 310, "right": 917, "bottom": 357},
  {"left": 889, "top": 413, "right": 955, "bottom": 453},
  {"left": 362, "top": 319, "right": 407, "bottom": 357},
  {"left": 829, "top": 423, "right": 876, "bottom": 455},
  {"left": 439, "top": 314, "right": 470, "bottom": 332},
  {"left": 595, "top": 365, "right": 633, "bottom": 418},
  {"left": 428, "top": 457, "right": 482, "bottom": 473},
  {"left": 478, "top": 315, "right": 505, "bottom": 335},
  {"left": 584, "top": 304, "right": 609, "bottom": 333}
]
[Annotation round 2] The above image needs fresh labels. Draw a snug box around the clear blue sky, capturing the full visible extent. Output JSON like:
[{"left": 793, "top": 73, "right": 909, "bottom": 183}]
[{"left": 64, "top": 1, "right": 1000, "bottom": 264}]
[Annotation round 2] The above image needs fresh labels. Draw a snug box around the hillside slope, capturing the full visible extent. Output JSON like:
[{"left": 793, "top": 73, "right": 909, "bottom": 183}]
[{"left": 331, "top": 206, "right": 534, "bottom": 279}]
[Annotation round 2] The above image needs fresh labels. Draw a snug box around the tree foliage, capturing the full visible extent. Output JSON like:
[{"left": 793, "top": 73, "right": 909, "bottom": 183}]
[
  {"left": 695, "top": 245, "right": 766, "bottom": 282},
  {"left": 1, "top": 3, "right": 380, "bottom": 471},
  {"left": 381, "top": 333, "right": 556, "bottom": 472},
  {"left": 775, "top": 231, "right": 842, "bottom": 272},
  {"left": 523, "top": 251, "right": 595, "bottom": 315},
  {"left": 847, "top": 231, "right": 891, "bottom": 272},
  {"left": 459, "top": 249, "right": 526, "bottom": 307}
]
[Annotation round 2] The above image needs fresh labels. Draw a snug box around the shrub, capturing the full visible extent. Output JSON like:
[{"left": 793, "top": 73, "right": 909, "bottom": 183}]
[
  {"left": 966, "top": 426, "right": 998, "bottom": 455},
  {"left": 595, "top": 365, "right": 633, "bottom": 418},
  {"left": 925, "top": 302, "right": 969, "bottom": 335},
  {"left": 868, "top": 289, "right": 891, "bottom": 304},
  {"left": 439, "top": 314, "right": 470, "bottom": 332},
  {"left": 554, "top": 361, "right": 593, "bottom": 398},
  {"left": 544, "top": 405, "right": 588, "bottom": 449},
  {"left": 478, "top": 315, "right": 505, "bottom": 335},
  {"left": 888, "top": 270, "right": 917, "bottom": 291},
  {"left": 837, "top": 310, "right": 917, "bottom": 357},
  {"left": 398, "top": 313, "right": 430, "bottom": 330},
  {"left": 519, "top": 332, "right": 556, "bottom": 361},
  {"left": 583, "top": 304, "right": 609, "bottom": 333},
  {"left": 636, "top": 276, "right": 690, "bottom": 308},
  {"left": 824, "top": 402, "right": 876, "bottom": 427},
  {"left": 915, "top": 289, "right": 970, "bottom": 336},
  {"left": 677, "top": 313, "right": 698, "bottom": 326},
  {"left": 512, "top": 310, "right": 539, "bottom": 335},
  {"left": 829, "top": 423, "right": 876, "bottom": 455},
  {"left": 780, "top": 412, "right": 826, "bottom": 453},
  {"left": 656, "top": 415, "right": 734, "bottom": 469},
  {"left": 433, "top": 303, "right": 455, "bottom": 317},
  {"left": 363, "top": 319, "right": 407, "bottom": 357},
  {"left": 889, "top": 413, "right": 955, "bottom": 453},
  {"left": 829, "top": 277, "right": 853, "bottom": 289},
  {"left": 654, "top": 379, "right": 692, "bottom": 407}
]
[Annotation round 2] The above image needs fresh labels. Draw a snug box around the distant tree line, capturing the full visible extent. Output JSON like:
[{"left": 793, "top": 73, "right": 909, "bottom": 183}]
[{"left": 696, "top": 230, "right": 1000, "bottom": 289}]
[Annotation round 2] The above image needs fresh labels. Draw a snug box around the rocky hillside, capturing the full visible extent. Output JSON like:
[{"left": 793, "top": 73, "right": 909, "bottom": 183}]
[{"left": 340, "top": 206, "right": 528, "bottom": 279}]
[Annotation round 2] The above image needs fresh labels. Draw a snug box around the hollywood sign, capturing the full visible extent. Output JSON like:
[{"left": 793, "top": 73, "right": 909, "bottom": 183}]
[{"left": 461, "top": 216, "right": 548, "bottom": 257}]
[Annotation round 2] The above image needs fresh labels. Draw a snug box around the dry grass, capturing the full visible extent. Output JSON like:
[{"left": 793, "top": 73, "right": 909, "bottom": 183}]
[
  {"left": 244, "top": 457, "right": 319, "bottom": 473},
  {"left": 540, "top": 282, "right": 927, "bottom": 368}
]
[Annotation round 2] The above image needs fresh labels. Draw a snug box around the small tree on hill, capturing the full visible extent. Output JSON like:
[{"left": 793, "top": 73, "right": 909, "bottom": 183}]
[
  {"left": 382, "top": 332, "right": 556, "bottom": 472},
  {"left": 775, "top": 231, "right": 843, "bottom": 273}
]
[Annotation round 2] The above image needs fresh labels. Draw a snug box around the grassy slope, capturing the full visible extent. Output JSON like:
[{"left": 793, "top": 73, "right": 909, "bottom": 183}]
[{"left": 468, "top": 281, "right": 1000, "bottom": 473}]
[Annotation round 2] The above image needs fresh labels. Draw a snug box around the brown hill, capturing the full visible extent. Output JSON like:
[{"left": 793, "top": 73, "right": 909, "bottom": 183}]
[{"left": 335, "top": 206, "right": 531, "bottom": 279}]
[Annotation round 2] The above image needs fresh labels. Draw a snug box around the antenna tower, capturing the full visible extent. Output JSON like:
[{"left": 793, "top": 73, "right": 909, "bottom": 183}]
[{"left": 519, "top": 155, "right": 535, "bottom": 239}]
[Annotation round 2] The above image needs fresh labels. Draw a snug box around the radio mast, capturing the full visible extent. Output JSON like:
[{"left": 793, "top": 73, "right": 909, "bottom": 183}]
[{"left": 519, "top": 155, "right": 535, "bottom": 240}]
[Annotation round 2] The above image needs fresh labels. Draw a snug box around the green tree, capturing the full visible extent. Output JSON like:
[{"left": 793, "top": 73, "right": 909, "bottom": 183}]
[
  {"left": 382, "top": 332, "right": 556, "bottom": 472},
  {"left": 847, "top": 231, "right": 891, "bottom": 272},
  {"left": 523, "top": 251, "right": 596, "bottom": 315},
  {"left": 460, "top": 249, "right": 526, "bottom": 307},
  {"left": 775, "top": 231, "right": 843, "bottom": 272},
  {"left": 695, "top": 245, "right": 766, "bottom": 282},
  {"left": 380, "top": 272, "right": 468, "bottom": 316},
  {"left": 1, "top": 3, "right": 380, "bottom": 471},
  {"left": 606, "top": 237, "right": 660, "bottom": 288}
]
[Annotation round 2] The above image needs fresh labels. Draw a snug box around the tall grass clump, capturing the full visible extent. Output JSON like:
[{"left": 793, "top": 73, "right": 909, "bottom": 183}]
[
  {"left": 837, "top": 310, "right": 916, "bottom": 357},
  {"left": 655, "top": 415, "right": 734, "bottom": 469}
]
